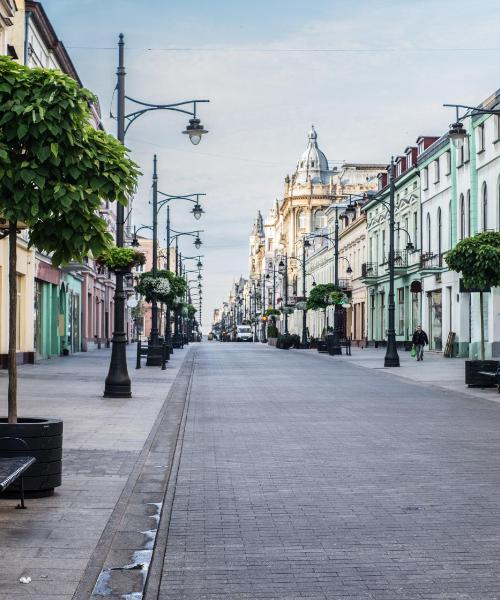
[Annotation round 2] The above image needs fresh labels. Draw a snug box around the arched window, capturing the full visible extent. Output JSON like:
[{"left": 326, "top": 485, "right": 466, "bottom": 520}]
[
  {"left": 314, "top": 210, "right": 326, "bottom": 230},
  {"left": 426, "top": 213, "right": 431, "bottom": 253},
  {"left": 297, "top": 210, "right": 307, "bottom": 231},
  {"left": 482, "top": 183, "right": 488, "bottom": 231},
  {"left": 466, "top": 190, "right": 471, "bottom": 237},
  {"left": 437, "top": 208, "right": 442, "bottom": 256},
  {"left": 460, "top": 194, "right": 465, "bottom": 240}
]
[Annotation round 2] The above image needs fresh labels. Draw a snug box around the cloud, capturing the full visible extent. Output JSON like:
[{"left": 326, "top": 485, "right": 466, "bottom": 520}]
[{"left": 41, "top": 0, "right": 500, "bottom": 327}]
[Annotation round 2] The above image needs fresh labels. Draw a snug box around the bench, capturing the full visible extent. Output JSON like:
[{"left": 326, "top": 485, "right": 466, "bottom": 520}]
[
  {"left": 0, "top": 438, "right": 36, "bottom": 509},
  {"left": 478, "top": 368, "right": 500, "bottom": 392}
]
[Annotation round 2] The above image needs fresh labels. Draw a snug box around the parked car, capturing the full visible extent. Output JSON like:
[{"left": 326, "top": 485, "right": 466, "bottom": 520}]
[{"left": 236, "top": 325, "right": 253, "bottom": 342}]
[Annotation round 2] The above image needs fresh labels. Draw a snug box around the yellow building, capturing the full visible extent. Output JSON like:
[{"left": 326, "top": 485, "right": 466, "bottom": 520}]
[{"left": 0, "top": 1, "right": 36, "bottom": 366}]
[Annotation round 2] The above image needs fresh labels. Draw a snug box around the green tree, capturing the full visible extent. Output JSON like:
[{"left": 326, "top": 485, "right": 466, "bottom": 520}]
[
  {"left": 0, "top": 57, "right": 139, "bottom": 422},
  {"left": 446, "top": 231, "right": 500, "bottom": 360},
  {"left": 306, "top": 283, "right": 343, "bottom": 339}
]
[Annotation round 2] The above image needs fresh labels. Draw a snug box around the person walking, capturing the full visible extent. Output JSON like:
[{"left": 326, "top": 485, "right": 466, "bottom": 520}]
[{"left": 412, "top": 325, "right": 429, "bottom": 361}]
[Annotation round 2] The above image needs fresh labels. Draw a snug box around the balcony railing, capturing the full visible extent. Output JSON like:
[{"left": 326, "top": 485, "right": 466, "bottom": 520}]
[
  {"left": 420, "top": 252, "right": 443, "bottom": 269},
  {"left": 384, "top": 250, "right": 408, "bottom": 268},
  {"left": 361, "top": 262, "right": 378, "bottom": 278}
]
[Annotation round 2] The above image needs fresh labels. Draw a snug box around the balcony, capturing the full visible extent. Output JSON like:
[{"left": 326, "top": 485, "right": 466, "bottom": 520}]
[
  {"left": 420, "top": 252, "right": 445, "bottom": 274},
  {"left": 361, "top": 262, "right": 378, "bottom": 279},
  {"left": 338, "top": 278, "right": 352, "bottom": 291},
  {"left": 392, "top": 250, "right": 409, "bottom": 269}
]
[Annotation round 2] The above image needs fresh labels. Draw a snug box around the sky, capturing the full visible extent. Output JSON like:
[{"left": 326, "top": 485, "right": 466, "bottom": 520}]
[{"left": 41, "top": 0, "right": 500, "bottom": 328}]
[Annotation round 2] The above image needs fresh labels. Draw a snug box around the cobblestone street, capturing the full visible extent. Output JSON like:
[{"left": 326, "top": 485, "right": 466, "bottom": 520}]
[{"left": 155, "top": 343, "right": 500, "bottom": 600}]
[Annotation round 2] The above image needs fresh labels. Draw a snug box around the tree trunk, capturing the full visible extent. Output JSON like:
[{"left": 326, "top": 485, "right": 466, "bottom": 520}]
[
  {"left": 479, "top": 291, "right": 485, "bottom": 361},
  {"left": 8, "top": 221, "right": 17, "bottom": 424}
]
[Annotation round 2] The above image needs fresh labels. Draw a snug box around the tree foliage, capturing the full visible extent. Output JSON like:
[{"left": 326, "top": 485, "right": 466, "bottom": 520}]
[
  {"left": 0, "top": 56, "right": 140, "bottom": 265},
  {"left": 445, "top": 231, "right": 500, "bottom": 290},
  {"left": 186, "top": 304, "right": 197, "bottom": 319},
  {"left": 306, "top": 283, "right": 343, "bottom": 311}
]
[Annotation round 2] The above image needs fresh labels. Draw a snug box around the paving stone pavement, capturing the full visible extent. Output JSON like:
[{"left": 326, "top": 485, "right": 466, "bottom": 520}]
[
  {"left": 155, "top": 342, "right": 500, "bottom": 600},
  {"left": 0, "top": 343, "right": 190, "bottom": 600}
]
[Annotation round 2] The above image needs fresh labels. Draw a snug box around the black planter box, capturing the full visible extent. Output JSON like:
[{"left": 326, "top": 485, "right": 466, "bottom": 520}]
[
  {"left": 465, "top": 360, "right": 500, "bottom": 387},
  {"left": 317, "top": 341, "right": 328, "bottom": 353},
  {"left": 0, "top": 418, "right": 63, "bottom": 495}
]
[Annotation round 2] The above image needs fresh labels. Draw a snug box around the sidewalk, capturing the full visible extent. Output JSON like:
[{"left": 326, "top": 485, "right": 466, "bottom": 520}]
[
  {"left": 295, "top": 345, "right": 500, "bottom": 403},
  {"left": 0, "top": 344, "right": 191, "bottom": 599}
]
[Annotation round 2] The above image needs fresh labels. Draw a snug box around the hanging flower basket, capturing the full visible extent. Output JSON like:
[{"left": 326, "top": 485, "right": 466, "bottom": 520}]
[
  {"left": 96, "top": 246, "right": 146, "bottom": 273},
  {"left": 135, "top": 277, "right": 171, "bottom": 303}
]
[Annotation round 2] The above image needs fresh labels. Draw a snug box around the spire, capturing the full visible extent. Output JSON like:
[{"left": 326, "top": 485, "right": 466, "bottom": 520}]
[{"left": 251, "top": 210, "right": 265, "bottom": 238}]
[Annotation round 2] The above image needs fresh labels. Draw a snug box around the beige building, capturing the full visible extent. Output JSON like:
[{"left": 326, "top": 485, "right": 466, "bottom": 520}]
[
  {"left": 241, "top": 127, "right": 384, "bottom": 342},
  {"left": 0, "top": 1, "right": 35, "bottom": 366}
]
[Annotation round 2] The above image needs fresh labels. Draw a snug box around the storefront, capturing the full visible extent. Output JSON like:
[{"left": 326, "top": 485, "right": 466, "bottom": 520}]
[{"left": 427, "top": 289, "right": 443, "bottom": 351}]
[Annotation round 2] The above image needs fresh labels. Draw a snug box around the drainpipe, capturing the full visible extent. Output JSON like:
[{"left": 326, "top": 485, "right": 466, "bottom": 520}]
[{"left": 24, "top": 10, "right": 32, "bottom": 66}]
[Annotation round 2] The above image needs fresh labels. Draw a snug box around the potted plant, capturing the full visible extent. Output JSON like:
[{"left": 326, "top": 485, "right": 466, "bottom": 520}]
[
  {"left": 96, "top": 245, "right": 145, "bottom": 273},
  {"left": 306, "top": 284, "right": 343, "bottom": 352},
  {"left": 0, "top": 57, "right": 139, "bottom": 493},
  {"left": 446, "top": 231, "right": 500, "bottom": 386},
  {"left": 267, "top": 323, "right": 279, "bottom": 346}
]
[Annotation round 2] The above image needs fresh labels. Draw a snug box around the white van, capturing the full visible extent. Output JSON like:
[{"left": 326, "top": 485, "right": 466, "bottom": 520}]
[{"left": 236, "top": 325, "right": 253, "bottom": 342}]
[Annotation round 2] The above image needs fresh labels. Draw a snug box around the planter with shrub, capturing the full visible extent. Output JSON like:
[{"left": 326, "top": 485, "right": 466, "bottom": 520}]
[
  {"left": 446, "top": 232, "right": 500, "bottom": 385},
  {"left": 96, "top": 246, "right": 145, "bottom": 273},
  {"left": 0, "top": 57, "right": 138, "bottom": 494}
]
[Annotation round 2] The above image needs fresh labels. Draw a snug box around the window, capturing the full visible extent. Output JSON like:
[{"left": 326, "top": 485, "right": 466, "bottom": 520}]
[
  {"left": 482, "top": 183, "right": 488, "bottom": 231},
  {"left": 437, "top": 208, "right": 442, "bottom": 256},
  {"left": 297, "top": 210, "right": 307, "bottom": 230},
  {"left": 314, "top": 210, "right": 327, "bottom": 230},
  {"left": 466, "top": 190, "right": 471, "bottom": 236},
  {"left": 460, "top": 194, "right": 465, "bottom": 240},
  {"left": 477, "top": 124, "right": 485, "bottom": 153},
  {"left": 445, "top": 150, "right": 451, "bottom": 175},
  {"left": 422, "top": 167, "right": 429, "bottom": 190},
  {"left": 426, "top": 213, "right": 431, "bottom": 252},
  {"left": 434, "top": 159, "right": 440, "bottom": 183},
  {"left": 448, "top": 200, "right": 453, "bottom": 250},
  {"left": 398, "top": 288, "right": 405, "bottom": 336}
]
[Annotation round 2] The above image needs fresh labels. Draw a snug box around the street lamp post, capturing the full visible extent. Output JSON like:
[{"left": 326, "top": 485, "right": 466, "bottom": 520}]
[
  {"left": 278, "top": 255, "right": 289, "bottom": 334},
  {"left": 384, "top": 158, "right": 400, "bottom": 367},
  {"left": 305, "top": 201, "right": 356, "bottom": 354},
  {"left": 132, "top": 158, "right": 206, "bottom": 364},
  {"left": 104, "top": 34, "right": 209, "bottom": 397},
  {"left": 147, "top": 155, "right": 162, "bottom": 365},
  {"left": 331, "top": 206, "right": 343, "bottom": 355},
  {"left": 170, "top": 229, "right": 203, "bottom": 347},
  {"left": 301, "top": 239, "right": 310, "bottom": 346}
]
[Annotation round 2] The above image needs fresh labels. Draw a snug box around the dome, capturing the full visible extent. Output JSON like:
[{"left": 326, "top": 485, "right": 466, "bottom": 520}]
[{"left": 294, "top": 126, "right": 330, "bottom": 185}]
